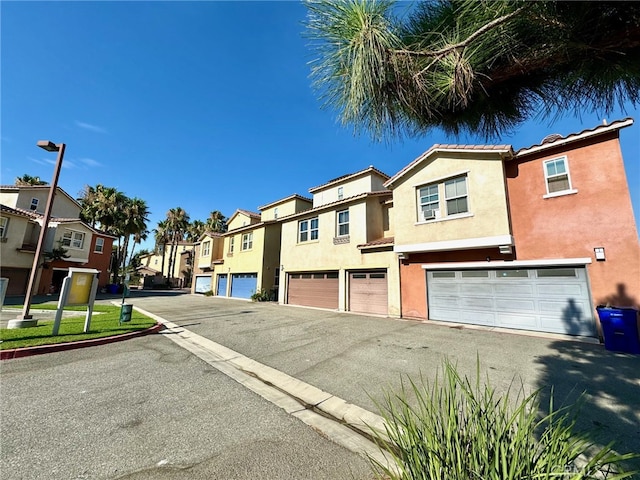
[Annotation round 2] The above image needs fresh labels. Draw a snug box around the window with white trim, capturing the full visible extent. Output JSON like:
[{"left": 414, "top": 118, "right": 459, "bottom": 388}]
[
  {"left": 298, "top": 217, "right": 319, "bottom": 242},
  {"left": 94, "top": 237, "right": 104, "bottom": 253},
  {"left": 30, "top": 198, "right": 39, "bottom": 211},
  {"left": 229, "top": 236, "right": 235, "bottom": 254},
  {"left": 61, "top": 229, "right": 85, "bottom": 249},
  {"left": 241, "top": 232, "right": 253, "bottom": 251},
  {"left": 202, "top": 240, "right": 210, "bottom": 256},
  {"left": 274, "top": 207, "right": 278, "bottom": 219},
  {"left": 544, "top": 157, "right": 572, "bottom": 194},
  {"left": 417, "top": 174, "right": 469, "bottom": 221},
  {"left": 338, "top": 187, "right": 344, "bottom": 200},
  {"left": 337, "top": 209, "right": 349, "bottom": 236},
  {"left": 0, "top": 217, "right": 7, "bottom": 238}
]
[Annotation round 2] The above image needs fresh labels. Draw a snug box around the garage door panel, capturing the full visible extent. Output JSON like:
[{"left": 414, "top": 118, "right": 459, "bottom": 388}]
[
  {"left": 231, "top": 273, "right": 257, "bottom": 299},
  {"left": 216, "top": 275, "right": 227, "bottom": 296},
  {"left": 460, "top": 284, "right": 494, "bottom": 295},
  {"left": 497, "top": 312, "right": 538, "bottom": 329},
  {"left": 349, "top": 271, "right": 388, "bottom": 315},
  {"left": 194, "top": 275, "right": 212, "bottom": 294},
  {"left": 288, "top": 272, "right": 339, "bottom": 309},
  {"left": 427, "top": 267, "right": 595, "bottom": 336},
  {"left": 496, "top": 298, "right": 536, "bottom": 312},
  {"left": 494, "top": 284, "right": 534, "bottom": 296}
]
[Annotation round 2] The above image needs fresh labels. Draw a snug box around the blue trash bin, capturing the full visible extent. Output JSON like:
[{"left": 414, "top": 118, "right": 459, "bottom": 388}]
[{"left": 596, "top": 306, "right": 640, "bottom": 354}]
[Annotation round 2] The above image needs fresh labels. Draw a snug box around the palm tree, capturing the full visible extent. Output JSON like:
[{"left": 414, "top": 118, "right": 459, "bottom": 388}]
[
  {"left": 119, "top": 197, "right": 150, "bottom": 279},
  {"left": 165, "top": 207, "right": 190, "bottom": 283},
  {"left": 206, "top": 210, "right": 228, "bottom": 233},
  {"left": 305, "top": 0, "right": 640, "bottom": 139},
  {"left": 153, "top": 220, "right": 170, "bottom": 278},
  {"left": 15, "top": 174, "right": 48, "bottom": 186},
  {"left": 186, "top": 220, "right": 206, "bottom": 242}
]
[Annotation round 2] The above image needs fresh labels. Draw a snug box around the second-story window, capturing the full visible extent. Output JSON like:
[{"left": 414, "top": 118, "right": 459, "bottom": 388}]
[
  {"left": 229, "top": 236, "right": 235, "bottom": 254},
  {"left": 337, "top": 209, "right": 349, "bottom": 236},
  {"left": 338, "top": 187, "right": 344, "bottom": 200},
  {"left": 94, "top": 237, "right": 104, "bottom": 253},
  {"left": 241, "top": 232, "right": 253, "bottom": 251},
  {"left": 417, "top": 174, "right": 469, "bottom": 221},
  {"left": 202, "top": 240, "right": 210, "bottom": 256},
  {"left": 445, "top": 176, "right": 468, "bottom": 215},
  {"left": 0, "top": 217, "right": 8, "bottom": 239},
  {"left": 274, "top": 207, "right": 278, "bottom": 219},
  {"left": 30, "top": 198, "right": 39, "bottom": 211},
  {"left": 61, "top": 229, "right": 85, "bottom": 249},
  {"left": 299, "top": 217, "right": 319, "bottom": 242},
  {"left": 544, "top": 157, "right": 572, "bottom": 194}
]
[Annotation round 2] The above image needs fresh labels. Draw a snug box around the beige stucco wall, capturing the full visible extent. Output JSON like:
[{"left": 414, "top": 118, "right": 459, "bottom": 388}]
[
  {"left": 1, "top": 188, "right": 81, "bottom": 218},
  {"left": 279, "top": 200, "right": 400, "bottom": 316},
  {"left": 0, "top": 214, "right": 36, "bottom": 268},
  {"left": 311, "top": 173, "right": 388, "bottom": 207},
  {"left": 260, "top": 198, "right": 312, "bottom": 221},
  {"left": 50, "top": 222, "right": 93, "bottom": 263},
  {"left": 227, "top": 212, "right": 258, "bottom": 231},
  {"left": 392, "top": 154, "right": 511, "bottom": 247}
]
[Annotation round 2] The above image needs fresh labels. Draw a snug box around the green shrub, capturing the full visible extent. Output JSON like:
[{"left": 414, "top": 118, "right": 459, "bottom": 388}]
[
  {"left": 250, "top": 289, "right": 271, "bottom": 302},
  {"left": 369, "top": 358, "right": 637, "bottom": 480},
  {"left": 203, "top": 290, "right": 214, "bottom": 297}
]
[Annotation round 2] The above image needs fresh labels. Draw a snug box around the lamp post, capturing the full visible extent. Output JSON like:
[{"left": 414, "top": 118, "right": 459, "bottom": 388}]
[{"left": 9, "top": 141, "right": 66, "bottom": 328}]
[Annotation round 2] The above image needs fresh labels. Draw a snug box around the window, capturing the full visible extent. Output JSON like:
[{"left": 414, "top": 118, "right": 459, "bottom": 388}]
[
  {"left": 61, "top": 229, "right": 85, "bottom": 249},
  {"left": 544, "top": 157, "right": 572, "bottom": 194},
  {"left": 418, "top": 174, "right": 469, "bottom": 220},
  {"left": 241, "top": 232, "right": 253, "bottom": 251},
  {"left": 229, "top": 236, "right": 235, "bottom": 254},
  {"left": 337, "top": 209, "right": 349, "bottom": 236},
  {"left": 338, "top": 187, "right": 344, "bottom": 200},
  {"left": 94, "top": 237, "right": 104, "bottom": 253},
  {"left": 0, "top": 217, "right": 7, "bottom": 238},
  {"left": 445, "top": 176, "right": 468, "bottom": 215},
  {"left": 299, "top": 217, "right": 319, "bottom": 242},
  {"left": 202, "top": 240, "right": 210, "bottom": 256},
  {"left": 274, "top": 207, "right": 278, "bottom": 219},
  {"left": 30, "top": 198, "right": 39, "bottom": 211}
]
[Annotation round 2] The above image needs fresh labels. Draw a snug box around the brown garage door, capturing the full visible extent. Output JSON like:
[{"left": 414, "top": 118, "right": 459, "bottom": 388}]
[
  {"left": 349, "top": 270, "right": 388, "bottom": 315},
  {"left": 287, "top": 272, "right": 339, "bottom": 309},
  {"left": 0, "top": 268, "right": 30, "bottom": 296}
]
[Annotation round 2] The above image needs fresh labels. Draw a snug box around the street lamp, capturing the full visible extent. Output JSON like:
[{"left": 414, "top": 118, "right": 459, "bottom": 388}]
[{"left": 9, "top": 140, "right": 66, "bottom": 328}]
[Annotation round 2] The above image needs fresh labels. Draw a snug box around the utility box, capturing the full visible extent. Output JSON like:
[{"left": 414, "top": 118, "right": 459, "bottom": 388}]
[
  {"left": 596, "top": 306, "right": 640, "bottom": 354},
  {"left": 120, "top": 304, "right": 133, "bottom": 323}
]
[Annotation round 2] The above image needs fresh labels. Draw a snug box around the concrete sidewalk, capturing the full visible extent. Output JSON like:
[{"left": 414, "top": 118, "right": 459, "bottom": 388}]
[{"left": 126, "top": 294, "right": 640, "bottom": 473}]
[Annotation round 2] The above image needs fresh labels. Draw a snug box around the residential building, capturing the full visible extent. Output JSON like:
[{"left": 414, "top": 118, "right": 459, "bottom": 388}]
[
  {"left": 212, "top": 195, "right": 313, "bottom": 300},
  {"left": 191, "top": 231, "right": 224, "bottom": 294},
  {"left": 279, "top": 166, "right": 401, "bottom": 317},
  {"left": 137, "top": 241, "right": 195, "bottom": 288},
  {"left": 385, "top": 118, "right": 638, "bottom": 337},
  {"left": 0, "top": 185, "right": 115, "bottom": 295}
]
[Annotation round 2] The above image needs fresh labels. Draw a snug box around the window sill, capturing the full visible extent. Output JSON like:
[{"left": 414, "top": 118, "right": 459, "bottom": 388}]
[
  {"left": 297, "top": 239, "right": 320, "bottom": 245},
  {"left": 543, "top": 189, "right": 578, "bottom": 199},
  {"left": 414, "top": 212, "right": 474, "bottom": 226}
]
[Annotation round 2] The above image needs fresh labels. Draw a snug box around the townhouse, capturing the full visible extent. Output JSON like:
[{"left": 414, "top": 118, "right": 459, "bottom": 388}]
[
  {"left": 278, "top": 166, "right": 400, "bottom": 317},
  {"left": 137, "top": 241, "right": 196, "bottom": 289},
  {"left": 0, "top": 185, "right": 115, "bottom": 295}
]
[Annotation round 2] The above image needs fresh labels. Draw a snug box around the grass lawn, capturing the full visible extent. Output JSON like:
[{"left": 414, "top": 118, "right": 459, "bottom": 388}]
[{"left": 0, "top": 304, "right": 157, "bottom": 350}]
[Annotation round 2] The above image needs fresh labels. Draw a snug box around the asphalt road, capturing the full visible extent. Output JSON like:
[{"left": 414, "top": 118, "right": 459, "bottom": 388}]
[
  {"left": 2, "top": 290, "right": 639, "bottom": 478},
  {"left": 0, "top": 328, "right": 373, "bottom": 479}
]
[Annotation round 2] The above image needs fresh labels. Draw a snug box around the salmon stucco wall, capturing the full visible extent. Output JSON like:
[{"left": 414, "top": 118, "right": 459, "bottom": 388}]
[{"left": 506, "top": 133, "right": 640, "bottom": 308}]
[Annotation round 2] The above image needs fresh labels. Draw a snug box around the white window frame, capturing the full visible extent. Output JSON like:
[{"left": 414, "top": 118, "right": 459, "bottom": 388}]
[
  {"left": 543, "top": 156, "right": 577, "bottom": 198},
  {"left": 202, "top": 240, "right": 211, "bottom": 256},
  {"left": 338, "top": 186, "right": 344, "bottom": 200},
  {"left": 61, "top": 229, "right": 85, "bottom": 249},
  {"left": 274, "top": 207, "right": 278, "bottom": 219},
  {"left": 229, "top": 236, "right": 235, "bottom": 254},
  {"left": 30, "top": 198, "right": 39, "bottom": 211},
  {"left": 241, "top": 232, "right": 253, "bottom": 251},
  {"left": 0, "top": 217, "right": 8, "bottom": 238},
  {"left": 337, "top": 209, "right": 349, "bottom": 236},
  {"left": 417, "top": 174, "right": 469, "bottom": 221},
  {"left": 94, "top": 237, "right": 104, "bottom": 253},
  {"left": 299, "top": 217, "right": 319, "bottom": 242}
]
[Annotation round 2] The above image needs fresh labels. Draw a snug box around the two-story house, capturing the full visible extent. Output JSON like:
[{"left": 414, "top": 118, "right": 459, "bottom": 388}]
[
  {"left": 384, "top": 118, "right": 638, "bottom": 338},
  {"left": 213, "top": 195, "right": 313, "bottom": 299},
  {"left": 137, "top": 241, "right": 195, "bottom": 289},
  {"left": 0, "top": 185, "right": 115, "bottom": 295},
  {"left": 191, "top": 231, "right": 224, "bottom": 293},
  {"left": 279, "top": 166, "right": 400, "bottom": 316}
]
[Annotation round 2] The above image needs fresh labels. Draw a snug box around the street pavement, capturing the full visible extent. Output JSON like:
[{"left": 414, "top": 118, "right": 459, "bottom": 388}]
[{"left": 2, "top": 290, "right": 639, "bottom": 478}]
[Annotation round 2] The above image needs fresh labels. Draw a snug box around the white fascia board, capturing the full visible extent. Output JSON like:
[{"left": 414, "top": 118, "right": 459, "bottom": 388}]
[
  {"left": 394, "top": 234, "right": 514, "bottom": 254},
  {"left": 421, "top": 258, "right": 593, "bottom": 270}
]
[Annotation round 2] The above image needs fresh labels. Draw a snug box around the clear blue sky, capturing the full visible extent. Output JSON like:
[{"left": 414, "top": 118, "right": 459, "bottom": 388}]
[{"left": 2, "top": 1, "right": 638, "bottom": 253}]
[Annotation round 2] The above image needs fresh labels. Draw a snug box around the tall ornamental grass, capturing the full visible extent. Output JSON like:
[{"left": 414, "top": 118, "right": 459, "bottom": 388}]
[{"left": 369, "top": 359, "right": 637, "bottom": 480}]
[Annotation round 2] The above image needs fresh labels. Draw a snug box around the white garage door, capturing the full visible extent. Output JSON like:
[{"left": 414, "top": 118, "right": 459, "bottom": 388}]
[
  {"left": 194, "top": 275, "right": 212, "bottom": 294},
  {"left": 427, "top": 267, "right": 595, "bottom": 336},
  {"left": 288, "top": 272, "right": 339, "bottom": 309},
  {"left": 349, "top": 270, "right": 388, "bottom": 315}
]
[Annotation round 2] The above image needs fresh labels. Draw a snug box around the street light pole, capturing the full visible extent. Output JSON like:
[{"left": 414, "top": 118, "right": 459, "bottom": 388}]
[{"left": 10, "top": 141, "right": 66, "bottom": 328}]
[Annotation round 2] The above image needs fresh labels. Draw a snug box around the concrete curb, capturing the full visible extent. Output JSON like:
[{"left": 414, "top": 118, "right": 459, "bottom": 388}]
[{"left": 0, "top": 323, "right": 164, "bottom": 360}]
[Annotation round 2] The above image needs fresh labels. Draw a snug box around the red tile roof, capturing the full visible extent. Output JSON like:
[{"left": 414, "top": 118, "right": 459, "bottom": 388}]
[
  {"left": 309, "top": 166, "right": 390, "bottom": 193},
  {"left": 357, "top": 236, "right": 395, "bottom": 249}
]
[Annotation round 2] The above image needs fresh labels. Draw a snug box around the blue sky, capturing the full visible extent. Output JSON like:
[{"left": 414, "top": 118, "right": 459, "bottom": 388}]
[{"left": 2, "top": 1, "right": 638, "bottom": 252}]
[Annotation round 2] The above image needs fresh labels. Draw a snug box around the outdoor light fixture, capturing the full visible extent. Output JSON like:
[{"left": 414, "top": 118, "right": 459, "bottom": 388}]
[
  {"left": 9, "top": 140, "right": 66, "bottom": 328},
  {"left": 594, "top": 247, "right": 606, "bottom": 261},
  {"left": 499, "top": 245, "right": 513, "bottom": 255}
]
